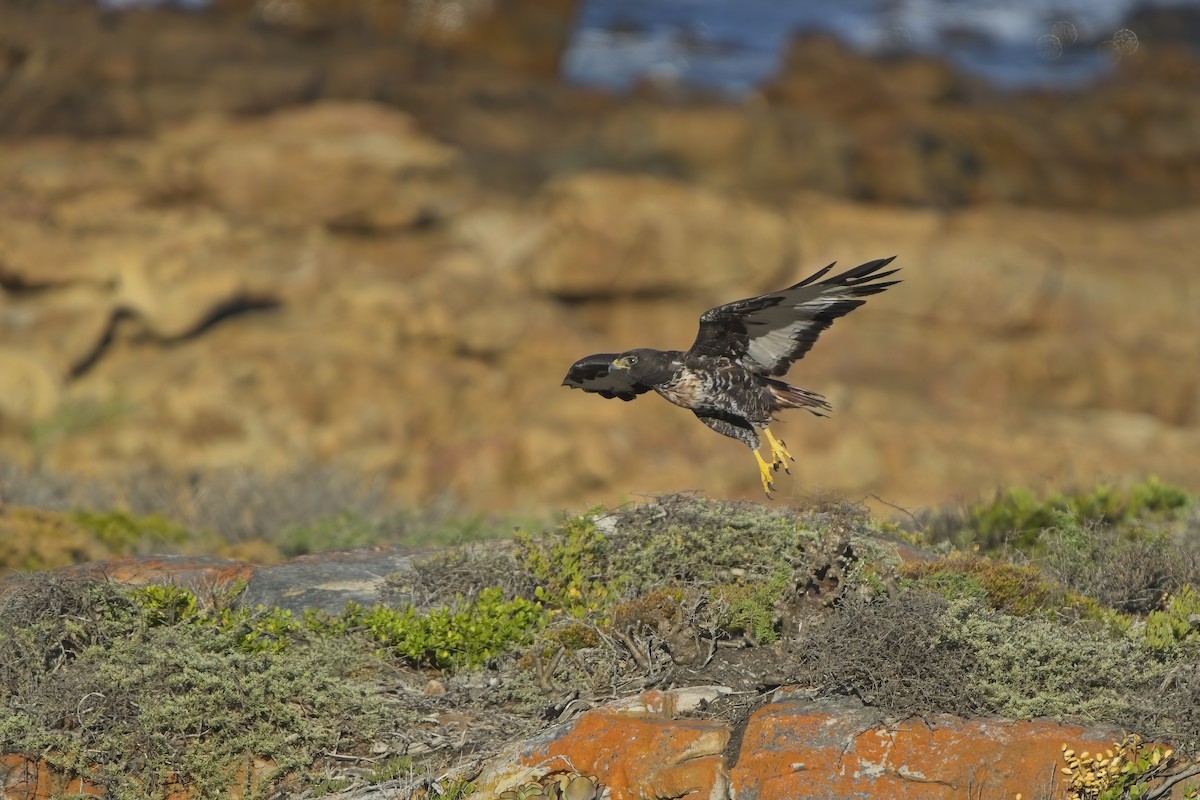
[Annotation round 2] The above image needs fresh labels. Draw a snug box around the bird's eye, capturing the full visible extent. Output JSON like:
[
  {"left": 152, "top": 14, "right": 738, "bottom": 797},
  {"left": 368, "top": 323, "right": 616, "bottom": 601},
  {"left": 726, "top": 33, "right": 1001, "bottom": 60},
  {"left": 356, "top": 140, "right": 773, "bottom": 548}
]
[{"left": 628, "top": 355, "right": 638, "bottom": 364}]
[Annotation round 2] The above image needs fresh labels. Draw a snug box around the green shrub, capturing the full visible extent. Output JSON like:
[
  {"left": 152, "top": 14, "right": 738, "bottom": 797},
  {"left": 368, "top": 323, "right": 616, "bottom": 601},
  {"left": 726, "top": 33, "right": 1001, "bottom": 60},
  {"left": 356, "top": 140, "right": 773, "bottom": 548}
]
[
  {"left": 970, "top": 487, "right": 1063, "bottom": 550},
  {"left": 131, "top": 584, "right": 202, "bottom": 626},
  {"left": 230, "top": 606, "right": 303, "bottom": 654},
  {"left": 903, "top": 552, "right": 1047, "bottom": 614},
  {"left": 922, "top": 478, "right": 1194, "bottom": 553},
  {"left": 515, "top": 510, "right": 623, "bottom": 619},
  {"left": 1143, "top": 586, "right": 1200, "bottom": 654},
  {"left": 901, "top": 551, "right": 1103, "bottom": 619},
  {"left": 711, "top": 565, "right": 791, "bottom": 644},
  {"left": 1117, "top": 477, "right": 1191, "bottom": 518},
  {"left": 71, "top": 509, "right": 191, "bottom": 553},
  {"left": 348, "top": 588, "right": 545, "bottom": 670}
]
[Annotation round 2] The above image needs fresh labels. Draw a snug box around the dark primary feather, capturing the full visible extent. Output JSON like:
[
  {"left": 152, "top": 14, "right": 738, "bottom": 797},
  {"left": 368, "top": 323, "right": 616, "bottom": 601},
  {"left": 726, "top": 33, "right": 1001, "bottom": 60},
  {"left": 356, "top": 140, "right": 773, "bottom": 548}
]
[
  {"left": 561, "top": 353, "right": 653, "bottom": 401},
  {"left": 687, "top": 256, "right": 900, "bottom": 376}
]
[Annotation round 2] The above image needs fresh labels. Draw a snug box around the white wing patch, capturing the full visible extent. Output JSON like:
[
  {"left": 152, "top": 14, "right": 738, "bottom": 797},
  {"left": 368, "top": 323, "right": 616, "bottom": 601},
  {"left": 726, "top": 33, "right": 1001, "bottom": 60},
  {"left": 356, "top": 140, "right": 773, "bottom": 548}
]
[
  {"left": 745, "top": 324, "right": 809, "bottom": 371},
  {"left": 743, "top": 293, "right": 849, "bottom": 372}
]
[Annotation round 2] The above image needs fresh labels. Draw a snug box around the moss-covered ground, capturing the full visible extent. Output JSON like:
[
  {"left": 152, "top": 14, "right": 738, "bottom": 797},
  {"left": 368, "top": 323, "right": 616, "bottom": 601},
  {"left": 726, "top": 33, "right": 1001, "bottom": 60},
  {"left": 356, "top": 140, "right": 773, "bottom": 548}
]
[{"left": 1, "top": 468, "right": 1199, "bottom": 798}]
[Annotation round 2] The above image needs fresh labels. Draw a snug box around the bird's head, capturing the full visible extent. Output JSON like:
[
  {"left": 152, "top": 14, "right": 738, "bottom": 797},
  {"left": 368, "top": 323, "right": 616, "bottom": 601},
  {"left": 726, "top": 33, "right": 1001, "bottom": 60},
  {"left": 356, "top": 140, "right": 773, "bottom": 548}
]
[{"left": 610, "top": 349, "right": 673, "bottom": 383}]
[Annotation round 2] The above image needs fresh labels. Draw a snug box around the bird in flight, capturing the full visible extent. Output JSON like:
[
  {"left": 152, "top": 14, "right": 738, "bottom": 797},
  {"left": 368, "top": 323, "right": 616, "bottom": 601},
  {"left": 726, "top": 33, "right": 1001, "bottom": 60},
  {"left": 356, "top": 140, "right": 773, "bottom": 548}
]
[{"left": 562, "top": 257, "right": 900, "bottom": 496}]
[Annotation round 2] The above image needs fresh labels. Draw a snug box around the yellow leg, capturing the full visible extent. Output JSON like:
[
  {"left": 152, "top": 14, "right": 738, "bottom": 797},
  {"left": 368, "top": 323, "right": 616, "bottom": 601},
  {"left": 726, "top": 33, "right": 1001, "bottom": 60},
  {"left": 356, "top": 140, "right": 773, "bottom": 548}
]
[
  {"left": 764, "top": 428, "right": 794, "bottom": 473},
  {"left": 754, "top": 450, "right": 775, "bottom": 497}
]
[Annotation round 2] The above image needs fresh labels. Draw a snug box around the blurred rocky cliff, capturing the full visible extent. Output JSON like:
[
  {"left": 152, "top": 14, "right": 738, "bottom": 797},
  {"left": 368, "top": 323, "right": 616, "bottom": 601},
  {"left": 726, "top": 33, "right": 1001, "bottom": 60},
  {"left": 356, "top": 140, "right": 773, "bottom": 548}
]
[{"left": 1, "top": 0, "right": 1197, "bottom": 514}]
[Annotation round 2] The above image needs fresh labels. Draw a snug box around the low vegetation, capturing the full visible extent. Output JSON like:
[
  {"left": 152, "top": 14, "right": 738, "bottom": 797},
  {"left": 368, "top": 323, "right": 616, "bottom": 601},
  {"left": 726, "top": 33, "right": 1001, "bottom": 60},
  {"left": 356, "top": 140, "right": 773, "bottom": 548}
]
[
  {"left": 918, "top": 477, "right": 1193, "bottom": 553},
  {"left": 0, "top": 580, "right": 390, "bottom": 799},
  {"left": 1, "top": 472, "right": 1198, "bottom": 798},
  {"left": 0, "top": 461, "right": 542, "bottom": 570}
]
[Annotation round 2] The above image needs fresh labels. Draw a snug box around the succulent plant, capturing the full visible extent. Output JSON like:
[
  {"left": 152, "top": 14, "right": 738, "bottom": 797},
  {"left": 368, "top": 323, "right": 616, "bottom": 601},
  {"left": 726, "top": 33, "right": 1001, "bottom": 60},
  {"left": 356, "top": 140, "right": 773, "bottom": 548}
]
[
  {"left": 560, "top": 774, "right": 601, "bottom": 800},
  {"left": 499, "top": 784, "right": 547, "bottom": 800},
  {"left": 499, "top": 772, "right": 602, "bottom": 800},
  {"left": 1059, "top": 735, "right": 1191, "bottom": 800}
]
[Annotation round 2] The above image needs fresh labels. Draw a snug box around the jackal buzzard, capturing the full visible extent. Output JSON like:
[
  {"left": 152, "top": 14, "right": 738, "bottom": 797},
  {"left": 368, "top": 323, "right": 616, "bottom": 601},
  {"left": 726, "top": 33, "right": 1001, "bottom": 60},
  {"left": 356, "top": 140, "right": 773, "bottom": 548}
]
[{"left": 561, "top": 257, "right": 900, "bottom": 495}]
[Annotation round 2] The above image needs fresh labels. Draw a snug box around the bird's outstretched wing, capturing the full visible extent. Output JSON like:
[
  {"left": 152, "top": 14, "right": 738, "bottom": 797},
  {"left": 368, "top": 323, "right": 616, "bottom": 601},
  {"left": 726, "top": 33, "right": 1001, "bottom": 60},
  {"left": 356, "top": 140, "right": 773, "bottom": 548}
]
[
  {"left": 561, "top": 353, "right": 653, "bottom": 401},
  {"left": 686, "top": 257, "right": 900, "bottom": 376}
]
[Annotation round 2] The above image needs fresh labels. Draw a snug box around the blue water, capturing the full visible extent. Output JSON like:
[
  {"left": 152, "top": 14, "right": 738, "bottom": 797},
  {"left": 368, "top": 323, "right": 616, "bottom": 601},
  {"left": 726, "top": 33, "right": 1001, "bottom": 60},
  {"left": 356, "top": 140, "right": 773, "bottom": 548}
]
[
  {"left": 563, "top": 0, "right": 1192, "bottom": 93},
  {"left": 99, "top": 0, "right": 1196, "bottom": 93}
]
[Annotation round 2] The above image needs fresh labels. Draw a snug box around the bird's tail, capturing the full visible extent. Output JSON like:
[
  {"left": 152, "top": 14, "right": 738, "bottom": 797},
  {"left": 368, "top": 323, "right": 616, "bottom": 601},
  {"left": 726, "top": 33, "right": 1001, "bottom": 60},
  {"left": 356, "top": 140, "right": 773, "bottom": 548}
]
[{"left": 767, "top": 380, "right": 832, "bottom": 417}]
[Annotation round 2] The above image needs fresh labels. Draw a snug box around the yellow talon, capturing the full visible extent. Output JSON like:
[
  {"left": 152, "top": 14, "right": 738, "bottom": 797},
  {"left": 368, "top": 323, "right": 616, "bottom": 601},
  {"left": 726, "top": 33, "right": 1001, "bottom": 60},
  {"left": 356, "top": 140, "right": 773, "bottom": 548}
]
[
  {"left": 764, "top": 428, "right": 793, "bottom": 473},
  {"left": 754, "top": 450, "right": 775, "bottom": 496}
]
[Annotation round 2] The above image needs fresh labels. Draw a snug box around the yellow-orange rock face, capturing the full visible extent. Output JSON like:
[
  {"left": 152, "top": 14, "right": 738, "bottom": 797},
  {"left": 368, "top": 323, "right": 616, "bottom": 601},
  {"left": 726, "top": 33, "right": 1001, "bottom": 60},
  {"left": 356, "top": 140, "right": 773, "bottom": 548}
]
[
  {"left": 495, "top": 691, "right": 1189, "bottom": 800},
  {"left": 1, "top": 67, "right": 1198, "bottom": 516}
]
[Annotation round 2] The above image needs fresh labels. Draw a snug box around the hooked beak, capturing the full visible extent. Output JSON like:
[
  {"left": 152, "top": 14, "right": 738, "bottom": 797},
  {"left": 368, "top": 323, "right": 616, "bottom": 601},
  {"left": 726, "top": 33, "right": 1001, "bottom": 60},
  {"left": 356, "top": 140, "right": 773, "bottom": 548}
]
[{"left": 610, "top": 356, "right": 631, "bottom": 371}]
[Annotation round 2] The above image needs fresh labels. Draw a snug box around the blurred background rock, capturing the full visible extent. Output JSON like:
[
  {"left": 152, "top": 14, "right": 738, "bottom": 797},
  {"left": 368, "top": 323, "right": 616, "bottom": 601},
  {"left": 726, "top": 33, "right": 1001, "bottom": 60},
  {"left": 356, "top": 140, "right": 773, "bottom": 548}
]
[{"left": 1, "top": 0, "right": 1197, "bottom": 518}]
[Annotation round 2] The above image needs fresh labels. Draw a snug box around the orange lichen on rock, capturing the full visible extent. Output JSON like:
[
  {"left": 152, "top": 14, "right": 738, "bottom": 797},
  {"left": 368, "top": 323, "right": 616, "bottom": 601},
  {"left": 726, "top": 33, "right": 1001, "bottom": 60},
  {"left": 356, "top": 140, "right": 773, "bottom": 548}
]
[
  {"left": 520, "top": 699, "right": 730, "bottom": 800},
  {"left": 732, "top": 695, "right": 1122, "bottom": 800},
  {"left": 0, "top": 755, "right": 103, "bottom": 799},
  {"left": 511, "top": 691, "right": 1161, "bottom": 800}
]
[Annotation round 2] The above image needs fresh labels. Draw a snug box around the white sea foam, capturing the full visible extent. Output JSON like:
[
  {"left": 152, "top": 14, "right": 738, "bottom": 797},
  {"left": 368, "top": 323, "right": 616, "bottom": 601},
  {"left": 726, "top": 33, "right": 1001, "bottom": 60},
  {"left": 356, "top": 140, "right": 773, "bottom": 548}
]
[{"left": 562, "top": 0, "right": 1200, "bottom": 92}]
